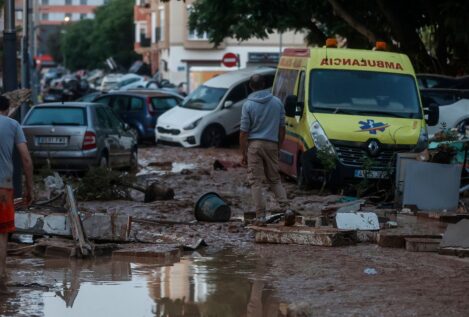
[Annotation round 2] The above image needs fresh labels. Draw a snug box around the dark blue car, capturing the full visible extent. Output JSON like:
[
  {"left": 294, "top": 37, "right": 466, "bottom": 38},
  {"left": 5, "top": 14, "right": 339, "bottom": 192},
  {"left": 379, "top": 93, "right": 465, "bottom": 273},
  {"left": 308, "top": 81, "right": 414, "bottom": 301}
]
[{"left": 94, "top": 90, "right": 183, "bottom": 143}]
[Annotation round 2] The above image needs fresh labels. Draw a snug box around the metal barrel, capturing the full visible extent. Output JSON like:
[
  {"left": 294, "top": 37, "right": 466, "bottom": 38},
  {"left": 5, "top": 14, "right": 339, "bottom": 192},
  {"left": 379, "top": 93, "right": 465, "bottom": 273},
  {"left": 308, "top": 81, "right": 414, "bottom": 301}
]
[{"left": 194, "top": 192, "right": 231, "bottom": 222}]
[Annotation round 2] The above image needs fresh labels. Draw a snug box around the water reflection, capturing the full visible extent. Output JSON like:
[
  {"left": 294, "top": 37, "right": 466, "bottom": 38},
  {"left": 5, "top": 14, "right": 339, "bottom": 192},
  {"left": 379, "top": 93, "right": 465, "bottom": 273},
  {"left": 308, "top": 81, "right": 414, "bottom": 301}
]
[{"left": 4, "top": 251, "right": 285, "bottom": 317}]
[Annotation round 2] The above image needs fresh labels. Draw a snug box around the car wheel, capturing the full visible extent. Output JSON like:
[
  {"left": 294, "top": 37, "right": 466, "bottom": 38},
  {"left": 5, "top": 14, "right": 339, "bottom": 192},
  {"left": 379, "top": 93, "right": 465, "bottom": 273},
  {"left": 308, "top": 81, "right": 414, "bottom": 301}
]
[
  {"left": 201, "top": 125, "right": 225, "bottom": 148},
  {"left": 99, "top": 155, "right": 109, "bottom": 169},
  {"left": 297, "top": 157, "right": 311, "bottom": 190},
  {"left": 129, "top": 149, "right": 138, "bottom": 172}
]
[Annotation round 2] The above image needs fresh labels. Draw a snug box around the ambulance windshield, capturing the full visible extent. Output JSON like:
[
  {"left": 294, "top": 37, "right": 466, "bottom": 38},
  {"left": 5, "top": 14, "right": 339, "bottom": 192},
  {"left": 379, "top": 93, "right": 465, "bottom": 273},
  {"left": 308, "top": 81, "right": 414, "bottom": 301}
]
[{"left": 309, "top": 70, "right": 422, "bottom": 119}]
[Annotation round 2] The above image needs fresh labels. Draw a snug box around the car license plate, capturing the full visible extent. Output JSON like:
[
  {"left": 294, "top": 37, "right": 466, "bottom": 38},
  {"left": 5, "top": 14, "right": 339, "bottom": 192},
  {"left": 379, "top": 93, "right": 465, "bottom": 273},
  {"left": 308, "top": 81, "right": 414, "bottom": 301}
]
[
  {"left": 354, "top": 169, "right": 386, "bottom": 179},
  {"left": 37, "top": 136, "right": 67, "bottom": 145}
]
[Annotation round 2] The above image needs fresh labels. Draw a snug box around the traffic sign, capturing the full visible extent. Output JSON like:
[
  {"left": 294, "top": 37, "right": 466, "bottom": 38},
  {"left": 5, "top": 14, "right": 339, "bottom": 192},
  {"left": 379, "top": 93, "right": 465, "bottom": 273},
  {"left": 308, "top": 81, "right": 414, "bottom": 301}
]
[{"left": 222, "top": 52, "right": 238, "bottom": 68}]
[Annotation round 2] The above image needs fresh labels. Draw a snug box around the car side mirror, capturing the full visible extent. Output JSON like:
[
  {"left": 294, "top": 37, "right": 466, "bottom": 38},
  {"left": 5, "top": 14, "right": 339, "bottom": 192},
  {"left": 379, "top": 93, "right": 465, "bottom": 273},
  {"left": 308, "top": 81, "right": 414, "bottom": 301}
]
[
  {"left": 424, "top": 104, "right": 439, "bottom": 127},
  {"left": 224, "top": 100, "right": 234, "bottom": 109},
  {"left": 285, "top": 95, "right": 297, "bottom": 117}
]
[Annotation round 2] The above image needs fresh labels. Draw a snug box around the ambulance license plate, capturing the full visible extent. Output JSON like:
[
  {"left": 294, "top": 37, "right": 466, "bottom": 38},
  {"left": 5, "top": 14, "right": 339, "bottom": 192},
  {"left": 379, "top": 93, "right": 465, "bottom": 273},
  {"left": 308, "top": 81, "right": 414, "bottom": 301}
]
[{"left": 354, "top": 169, "right": 386, "bottom": 179}]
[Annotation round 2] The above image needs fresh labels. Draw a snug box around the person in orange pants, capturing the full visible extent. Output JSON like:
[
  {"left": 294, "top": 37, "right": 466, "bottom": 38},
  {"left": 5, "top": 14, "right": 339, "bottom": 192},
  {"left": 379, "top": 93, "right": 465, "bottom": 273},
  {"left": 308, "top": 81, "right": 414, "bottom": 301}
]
[{"left": 0, "top": 96, "right": 33, "bottom": 294}]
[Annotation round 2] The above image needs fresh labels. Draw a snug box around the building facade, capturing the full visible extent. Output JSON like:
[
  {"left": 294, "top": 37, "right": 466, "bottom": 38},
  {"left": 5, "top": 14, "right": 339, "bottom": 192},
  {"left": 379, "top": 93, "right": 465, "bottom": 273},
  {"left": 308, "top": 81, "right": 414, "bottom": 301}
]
[
  {"left": 134, "top": 0, "right": 306, "bottom": 91},
  {"left": 34, "top": 0, "right": 107, "bottom": 56}
]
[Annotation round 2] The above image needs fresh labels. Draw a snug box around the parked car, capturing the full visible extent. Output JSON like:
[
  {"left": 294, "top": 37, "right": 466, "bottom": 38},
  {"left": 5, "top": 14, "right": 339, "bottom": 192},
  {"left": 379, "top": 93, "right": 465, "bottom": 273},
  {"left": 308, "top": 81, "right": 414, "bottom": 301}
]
[
  {"left": 22, "top": 103, "right": 138, "bottom": 171},
  {"left": 76, "top": 91, "right": 105, "bottom": 102},
  {"left": 155, "top": 67, "right": 276, "bottom": 147},
  {"left": 421, "top": 88, "right": 469, "bottom": 135},
  {"left": 417, "top": 73, "right": 469, "bottom": 90},
  {"left": 93, "top": 90, "right": 184, "bottom": 142},
  {"left": 111, "top": 73, "right": 148, "bottom": 91},
  {"left": 99, "top": 73, "right": 124, "bottom": 92}
]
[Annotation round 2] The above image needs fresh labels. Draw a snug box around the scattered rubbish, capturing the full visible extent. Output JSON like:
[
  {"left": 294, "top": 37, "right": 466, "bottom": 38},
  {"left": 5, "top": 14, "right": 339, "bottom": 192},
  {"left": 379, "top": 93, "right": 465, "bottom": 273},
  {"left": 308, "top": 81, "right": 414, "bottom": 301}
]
[
  {"left": 142, "top": 182, "right": 175, "bottom": 202},
  {"left": 284, "top": 210, "right": 296, "bottom": 226},
  {"left": 131, "top": 217, "right": 196, "bottom": 226},
  {"left": 385, "top": 221, "right": 398, "bottom": 228},
  {"left": 32, "top": 237, "right": 117, "bottom": 258},
  {"left": 323, "top": 199, "right": 366, "bottom": 214},
  {"left": 405, "top": 237, "right": 441, "bottom": 252},
  {"left": 251, "top": 225, "right": 357, "bottom": 246},
  {"left": 378, "top": 233, "right": 443, "bottom": 248},
  {"left": 15, "top": 211, "right": 131, "bottom": 242},
  {"left": 213, "top": 159, "right": 242, "bottom": 171},
  {"left": 336, "top": 196, "right": 359, "bottom": 203},
  {"left": 194, "top": 192, "right": 231, "bottom": 222},
  {"left": 265, "top": 213, "right": 283, "bottom": 224},
  {"left": 335, "top": 212, "right": 380, "bottom": 231},
  {"left": 147, "top": 161, "right": 173, "bottom": 169},
  {"left": 399, "top": 208, "right": 413, "bottom": 215},
  {"left": 440, "top": 219, "right": 469, "bottom": 250},
  {"left": 363, "top": 268, "right": 378, "bottom": 275}
]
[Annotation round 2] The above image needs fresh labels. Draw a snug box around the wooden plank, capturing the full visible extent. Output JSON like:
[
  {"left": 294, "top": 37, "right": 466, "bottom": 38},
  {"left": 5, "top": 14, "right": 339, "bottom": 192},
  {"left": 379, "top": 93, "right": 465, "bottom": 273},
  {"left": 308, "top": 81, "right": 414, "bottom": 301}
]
[
  {"left": 439, "top": 247, "right": 469, "bottom": 257},
  {"left": 113, "top": 245, "right": 181, "bottom": 265},
  {"left": 405, "top": 237, "right": 442, "bottom": 252},
  {"left": 66, "top": 185, "right": 93, "bottom": 257},
  {"left": 250, "top": 225, "right": 357, "bottom": 247}
]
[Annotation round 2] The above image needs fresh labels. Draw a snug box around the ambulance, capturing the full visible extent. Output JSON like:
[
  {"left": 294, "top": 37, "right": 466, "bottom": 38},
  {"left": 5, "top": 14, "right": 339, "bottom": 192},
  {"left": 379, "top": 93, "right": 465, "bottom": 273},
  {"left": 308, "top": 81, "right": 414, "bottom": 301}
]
[{"left": 273, "top": 40, "right": 439, "bottom": 188}]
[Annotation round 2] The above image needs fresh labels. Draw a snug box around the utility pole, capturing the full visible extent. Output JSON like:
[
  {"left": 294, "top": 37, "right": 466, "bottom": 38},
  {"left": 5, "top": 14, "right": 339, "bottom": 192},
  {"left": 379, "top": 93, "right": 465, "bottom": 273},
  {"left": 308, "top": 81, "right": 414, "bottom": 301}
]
[
  {"left": 3, "top": 0, "right": 21, "bottom": 198},
  {"left": 21, "top": 0, "right": 31, "bottom": 90}
]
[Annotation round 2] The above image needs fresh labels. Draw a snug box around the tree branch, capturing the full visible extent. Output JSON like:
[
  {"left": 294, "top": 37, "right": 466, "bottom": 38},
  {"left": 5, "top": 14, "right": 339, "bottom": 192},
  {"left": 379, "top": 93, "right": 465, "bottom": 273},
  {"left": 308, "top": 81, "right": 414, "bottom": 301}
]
[{"left": 327, "top": 0, "right": 377, "bottom": 43}]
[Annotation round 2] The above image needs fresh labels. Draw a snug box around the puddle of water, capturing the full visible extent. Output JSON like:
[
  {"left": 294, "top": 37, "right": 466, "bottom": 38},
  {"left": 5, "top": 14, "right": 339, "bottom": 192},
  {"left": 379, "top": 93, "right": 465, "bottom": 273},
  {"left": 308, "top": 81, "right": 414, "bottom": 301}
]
[
  {"left": 2, "top": 251, "right": 285, "bottom": 317},
  {"left": 136, "top": 162, "right": 197, "bottom": 177}
]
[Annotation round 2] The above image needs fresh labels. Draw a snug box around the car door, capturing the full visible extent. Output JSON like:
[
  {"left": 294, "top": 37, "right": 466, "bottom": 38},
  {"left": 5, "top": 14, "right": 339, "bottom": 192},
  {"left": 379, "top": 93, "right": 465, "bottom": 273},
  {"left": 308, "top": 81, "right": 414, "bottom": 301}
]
[
  {"left": 94, "top": 106, "right": 121, "bottom": 167},
  {"left": 128, "top": 96, "right": 145, "bottom": 136},
  {"left": 110, "top": 95, "right": 131, "bottom": 124},
  {"left": 217, "top": 82, "right": 248, "bottom": 134},
  {"left": 103, "top": 107, "right": 132, "bottom": 166}
]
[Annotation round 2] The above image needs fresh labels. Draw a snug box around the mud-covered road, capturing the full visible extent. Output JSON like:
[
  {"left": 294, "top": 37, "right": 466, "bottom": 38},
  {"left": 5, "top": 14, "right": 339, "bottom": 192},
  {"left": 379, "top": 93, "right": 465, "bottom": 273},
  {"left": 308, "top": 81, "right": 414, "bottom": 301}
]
[{"left": 2, "top": 145, "right": 469, "bottom": 317}]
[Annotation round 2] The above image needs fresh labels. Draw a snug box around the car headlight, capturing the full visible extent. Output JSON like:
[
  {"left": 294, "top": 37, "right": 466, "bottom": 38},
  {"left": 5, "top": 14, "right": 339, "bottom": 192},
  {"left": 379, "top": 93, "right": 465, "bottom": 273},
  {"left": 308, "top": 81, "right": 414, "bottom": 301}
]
[
  {"left": 183, "top": 118, "right": 202, "bottom": 130},
  {"left": 310, "top": 121, "right": 335, "bottom": 154},
  {"left": 414, "top": 127, "right": 428, "bottom": 152}
]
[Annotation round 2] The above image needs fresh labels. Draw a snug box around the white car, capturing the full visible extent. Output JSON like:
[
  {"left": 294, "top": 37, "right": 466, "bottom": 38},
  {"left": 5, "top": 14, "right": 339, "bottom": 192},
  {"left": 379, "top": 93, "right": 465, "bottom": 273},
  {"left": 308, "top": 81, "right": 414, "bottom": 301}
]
[
  {"left": 421, "top": 88, "right": 469, "bottom": 135},
  {"left": 155, "top": 68, "right": 275, "bottom": 147}
]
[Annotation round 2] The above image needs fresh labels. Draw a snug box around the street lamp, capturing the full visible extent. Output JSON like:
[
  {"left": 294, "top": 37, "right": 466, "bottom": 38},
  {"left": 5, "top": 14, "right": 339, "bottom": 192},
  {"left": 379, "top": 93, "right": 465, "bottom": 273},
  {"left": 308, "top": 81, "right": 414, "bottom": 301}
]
[
  {"left": 62, "top": 16, "right": 71, "bottom": 68},
  {"left": 64, "top": 16, "right": 70, "bottom": 23}
]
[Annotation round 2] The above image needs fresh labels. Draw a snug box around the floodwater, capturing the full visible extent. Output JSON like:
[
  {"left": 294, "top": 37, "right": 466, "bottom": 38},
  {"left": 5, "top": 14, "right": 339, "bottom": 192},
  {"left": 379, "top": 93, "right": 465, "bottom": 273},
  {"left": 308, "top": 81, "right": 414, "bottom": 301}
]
[{"left": 0, "top": 250, "right": 284, "bottom": 317}]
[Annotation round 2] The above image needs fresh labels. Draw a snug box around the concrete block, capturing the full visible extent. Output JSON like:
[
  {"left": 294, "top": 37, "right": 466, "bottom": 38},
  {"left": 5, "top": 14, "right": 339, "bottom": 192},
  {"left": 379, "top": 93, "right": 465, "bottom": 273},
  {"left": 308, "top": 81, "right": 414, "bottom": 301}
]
[
  {"left": 335, "top": 212, "right": 379, "bottom": 231},
  {"left": 405, "top": 237, "right": 442, "bottom": 252},
  {"left": 251, "top": 225, "right": 357, "bottom": 247},
  {"left": 441, "top": 219, "right": 469, "bottom": 249}
]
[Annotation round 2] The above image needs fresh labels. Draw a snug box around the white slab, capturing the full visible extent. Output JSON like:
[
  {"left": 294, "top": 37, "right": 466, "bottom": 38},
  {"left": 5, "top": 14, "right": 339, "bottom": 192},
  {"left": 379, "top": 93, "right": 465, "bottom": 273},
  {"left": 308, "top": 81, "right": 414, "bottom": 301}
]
[{"left": 335, "top": 212, "right": 380, "bottom": 231}]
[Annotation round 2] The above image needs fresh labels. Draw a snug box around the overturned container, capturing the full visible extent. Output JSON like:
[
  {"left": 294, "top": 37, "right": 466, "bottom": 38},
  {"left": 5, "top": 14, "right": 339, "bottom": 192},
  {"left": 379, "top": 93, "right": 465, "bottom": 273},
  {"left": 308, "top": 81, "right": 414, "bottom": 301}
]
[{"left": 195, "top": 192, "right": 231, "bottom": 222}]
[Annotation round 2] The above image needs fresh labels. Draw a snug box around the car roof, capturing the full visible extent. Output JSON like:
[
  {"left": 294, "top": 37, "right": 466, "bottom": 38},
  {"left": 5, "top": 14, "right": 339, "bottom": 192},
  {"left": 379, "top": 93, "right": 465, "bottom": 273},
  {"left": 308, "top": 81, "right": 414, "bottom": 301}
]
[
  {"left": 203, "top": 67, "right": 276, "bottom": 88},
  {"left": 99, "top": 89, "right": 184, "bottom": 99},
  {"left": 34, "top": 102, "right": 99, "bottom": 108}
]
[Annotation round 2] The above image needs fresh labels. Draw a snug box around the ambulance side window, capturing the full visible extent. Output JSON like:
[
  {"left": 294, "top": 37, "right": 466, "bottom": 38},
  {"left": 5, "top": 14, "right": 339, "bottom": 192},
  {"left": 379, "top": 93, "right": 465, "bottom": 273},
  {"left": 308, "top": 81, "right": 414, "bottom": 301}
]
[{"left": 297, "top": 71, "right": 306, "bottom": 116}]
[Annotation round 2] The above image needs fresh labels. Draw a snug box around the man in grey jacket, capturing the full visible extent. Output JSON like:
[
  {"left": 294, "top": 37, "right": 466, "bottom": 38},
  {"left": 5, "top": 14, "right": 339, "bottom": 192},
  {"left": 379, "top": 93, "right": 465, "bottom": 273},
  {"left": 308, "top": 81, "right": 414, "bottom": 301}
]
[{"left": 240, "top": 74, "right": 287, "bottom": 219}]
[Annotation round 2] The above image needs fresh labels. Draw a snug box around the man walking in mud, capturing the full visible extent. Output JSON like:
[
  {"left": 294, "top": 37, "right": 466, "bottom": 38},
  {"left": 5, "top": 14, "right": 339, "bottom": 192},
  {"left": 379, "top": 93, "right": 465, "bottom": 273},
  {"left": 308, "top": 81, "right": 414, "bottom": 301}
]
[
  {"left": 240, "top": 74, "right": 287, "bottom": 220},
  {"left": 0, "top": 96, "right": 33, "bottom": 294}
]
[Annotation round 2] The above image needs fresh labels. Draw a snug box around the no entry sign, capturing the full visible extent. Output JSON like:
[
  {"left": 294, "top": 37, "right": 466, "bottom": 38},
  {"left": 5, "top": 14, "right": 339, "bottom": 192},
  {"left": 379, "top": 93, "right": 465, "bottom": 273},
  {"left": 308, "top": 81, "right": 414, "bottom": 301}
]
[{"left": 222, "top": 52, "right": 239, "bottom": 68}]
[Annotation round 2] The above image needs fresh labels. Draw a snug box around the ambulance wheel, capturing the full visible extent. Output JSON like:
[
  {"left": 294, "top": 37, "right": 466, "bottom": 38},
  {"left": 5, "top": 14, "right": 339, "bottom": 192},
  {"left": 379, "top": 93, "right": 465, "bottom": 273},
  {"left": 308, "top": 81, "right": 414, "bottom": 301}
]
[{"left": 201, "top": 125, "right": 225, "bottom": 148}]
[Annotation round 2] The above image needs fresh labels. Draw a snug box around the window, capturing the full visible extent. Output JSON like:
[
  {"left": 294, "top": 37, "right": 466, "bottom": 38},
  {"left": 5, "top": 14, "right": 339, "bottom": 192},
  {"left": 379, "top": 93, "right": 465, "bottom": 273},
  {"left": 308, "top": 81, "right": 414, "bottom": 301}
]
[
  {"left": 80, "top": 14, "right": 87, "bottom": 20},
  {"left": 150, "top": 97, "right": 179, "bottom": 112},
  {"left": 186, "top": 5, "right": 208, "bottom": 41},
  {"left": 112, "top": 96, "right": 130, "bottom": 113},
  {"left": 95, "top": 96, "right": 112, "bottom": 106},
  {"left": 65, "top": 0, "right": 72, "bottom": 5},
  {"left": 181, "top": 86, "right": 227, "bottom": 110},
  {"left": 15, "top": 11, "right": 23, "bottom": 21},
  {"left": 42, "top": 0, "right": 49, "bottom": 5},
  {"left": 95, "top": 107, "right": 112, "bottom": 129},
  {"left": 272, "top": 69, "right": 299, "bottom": 104},
  {"left": 41, "top": 13, "right": 49, "bottom": 21},
  {"left": 130, "top": 97, "right": 144, "bottom": 111},
  {"left": 104, "top": 108, "right": 125, "bottom": 131},
  {"left": 24, "top": 107, "right": 86, "bottom": 126},
  {"left": 64, "top": 13, "right": 72, "bottom": 21},
  {"left": 80, "top": 0, "right": 87, "bottom": 4},
  {"left": 159, "top": 7, "right": 165, "bottom": 43},
  {"left": 226, "top": 84, "right": 247, "bottom": 104}
]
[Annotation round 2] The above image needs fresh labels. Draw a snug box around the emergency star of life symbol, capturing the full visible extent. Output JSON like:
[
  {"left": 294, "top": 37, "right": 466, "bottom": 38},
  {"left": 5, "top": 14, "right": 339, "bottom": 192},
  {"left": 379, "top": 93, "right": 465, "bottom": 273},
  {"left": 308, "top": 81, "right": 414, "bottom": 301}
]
[{"left": 357, "top": 119, "right": 390, "bottom": 135}]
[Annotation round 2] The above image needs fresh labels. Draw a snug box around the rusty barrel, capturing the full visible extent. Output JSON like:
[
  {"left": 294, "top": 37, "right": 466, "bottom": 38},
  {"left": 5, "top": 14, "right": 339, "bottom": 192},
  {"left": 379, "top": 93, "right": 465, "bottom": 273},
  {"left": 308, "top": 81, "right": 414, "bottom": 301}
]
[{"left": 194, "top": 192, "right": 231, "bottom": 222}]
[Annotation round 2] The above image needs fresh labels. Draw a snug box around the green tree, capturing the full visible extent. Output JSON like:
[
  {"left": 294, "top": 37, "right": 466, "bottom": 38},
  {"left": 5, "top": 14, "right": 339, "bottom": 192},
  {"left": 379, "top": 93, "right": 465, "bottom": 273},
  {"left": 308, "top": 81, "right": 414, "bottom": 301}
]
[
  {"left": 184, "top": 0, "right": 469, "bottom": 73},
  {"left": 61, "top": 0, "right": 138, "bottom": 70}
]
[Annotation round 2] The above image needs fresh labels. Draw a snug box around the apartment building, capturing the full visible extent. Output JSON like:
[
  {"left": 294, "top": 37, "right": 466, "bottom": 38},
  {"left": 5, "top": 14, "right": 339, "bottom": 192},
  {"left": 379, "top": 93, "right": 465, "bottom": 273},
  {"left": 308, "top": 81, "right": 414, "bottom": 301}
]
[
  {"left": 134, "top": 0, "right": 306, "bottom": 91},
  {"left": 35, "top": 0, "right": 107, "bottom": 55}
]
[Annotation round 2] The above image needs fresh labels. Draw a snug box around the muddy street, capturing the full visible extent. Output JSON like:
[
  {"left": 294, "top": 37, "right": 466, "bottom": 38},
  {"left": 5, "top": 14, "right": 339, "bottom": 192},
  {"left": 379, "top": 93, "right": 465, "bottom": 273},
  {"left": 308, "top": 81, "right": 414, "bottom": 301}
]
[{"left": 2, "top": 145, "right": 469, "bottom": 316}]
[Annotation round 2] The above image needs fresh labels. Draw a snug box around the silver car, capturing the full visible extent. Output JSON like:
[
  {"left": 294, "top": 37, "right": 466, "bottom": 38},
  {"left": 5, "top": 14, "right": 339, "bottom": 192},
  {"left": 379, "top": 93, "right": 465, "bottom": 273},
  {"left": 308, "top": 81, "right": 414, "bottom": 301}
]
[{"left": 22, "top": 102, "right": 138, "bottom": 171}]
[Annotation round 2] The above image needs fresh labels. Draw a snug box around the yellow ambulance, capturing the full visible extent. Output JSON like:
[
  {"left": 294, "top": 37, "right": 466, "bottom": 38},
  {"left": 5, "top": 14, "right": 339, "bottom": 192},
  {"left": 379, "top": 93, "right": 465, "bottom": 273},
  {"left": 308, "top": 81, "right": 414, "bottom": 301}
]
[{"left": 273, "top": 42, "right": 438, "bottom": 188}]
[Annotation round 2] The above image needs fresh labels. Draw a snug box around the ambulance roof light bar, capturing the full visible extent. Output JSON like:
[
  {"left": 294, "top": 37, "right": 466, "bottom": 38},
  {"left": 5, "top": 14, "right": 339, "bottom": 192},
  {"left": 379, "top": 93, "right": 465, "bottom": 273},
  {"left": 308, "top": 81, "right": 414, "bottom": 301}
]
[
  {"left": 375, "top": 41, "right": 388, "bottom": 51},
  {"left": 325, "top": 38, "right": 338, "bottom": 48}
]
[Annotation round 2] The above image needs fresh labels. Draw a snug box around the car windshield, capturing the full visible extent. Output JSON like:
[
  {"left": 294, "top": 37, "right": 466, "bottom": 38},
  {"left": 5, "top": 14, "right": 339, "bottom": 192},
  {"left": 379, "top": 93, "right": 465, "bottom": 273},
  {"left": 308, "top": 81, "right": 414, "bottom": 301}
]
[
  {"left": 24, "top": 107, "right": 87, "bottom": 126},
  {"left": 309, "top": 70, "right": 422, "bottom": 119},
  {"left": 180, "top": 85, "right": 227, "bottom": 110}
]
